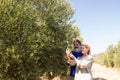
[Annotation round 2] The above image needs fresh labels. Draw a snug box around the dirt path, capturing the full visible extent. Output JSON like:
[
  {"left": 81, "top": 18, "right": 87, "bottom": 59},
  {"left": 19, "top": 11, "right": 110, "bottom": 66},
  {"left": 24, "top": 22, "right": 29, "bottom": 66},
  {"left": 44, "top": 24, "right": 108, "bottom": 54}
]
[
  {"left": 92, "top": 63, "right": 120, "bottom": 80},
  {"left": 41, "top": 63, "right": 120, "bottom": 80}
]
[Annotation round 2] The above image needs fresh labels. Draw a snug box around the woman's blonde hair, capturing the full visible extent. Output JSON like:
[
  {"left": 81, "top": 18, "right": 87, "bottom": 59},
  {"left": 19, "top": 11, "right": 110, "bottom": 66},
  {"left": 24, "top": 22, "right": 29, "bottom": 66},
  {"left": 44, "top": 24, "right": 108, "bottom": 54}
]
[{"left": 82, "top": 44, "right": 91, "bottom": 55}]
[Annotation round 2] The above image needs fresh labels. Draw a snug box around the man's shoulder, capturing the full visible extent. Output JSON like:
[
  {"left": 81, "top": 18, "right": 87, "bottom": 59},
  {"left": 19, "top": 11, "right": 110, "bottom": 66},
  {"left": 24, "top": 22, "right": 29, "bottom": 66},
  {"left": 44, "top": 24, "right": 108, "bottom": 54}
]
[
  {"left": 71, "top": 51, "right": 83, "bottom": 57},
  {"left": 71, "top": 51, "right": 76, "bottom": 54}
]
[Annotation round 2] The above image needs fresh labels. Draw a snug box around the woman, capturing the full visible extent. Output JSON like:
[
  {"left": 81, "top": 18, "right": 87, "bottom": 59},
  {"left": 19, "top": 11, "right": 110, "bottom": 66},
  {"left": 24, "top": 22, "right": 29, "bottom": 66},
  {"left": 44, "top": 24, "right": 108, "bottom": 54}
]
[{"left": 67, "top": 44, "right": 93, "bottom": 80}]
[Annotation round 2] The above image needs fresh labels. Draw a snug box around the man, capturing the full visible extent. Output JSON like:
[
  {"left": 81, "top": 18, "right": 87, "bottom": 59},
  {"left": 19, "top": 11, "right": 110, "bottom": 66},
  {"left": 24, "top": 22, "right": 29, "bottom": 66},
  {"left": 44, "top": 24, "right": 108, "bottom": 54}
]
[{"left": 66, "top": 39, "right": 83, "bottom": 80}]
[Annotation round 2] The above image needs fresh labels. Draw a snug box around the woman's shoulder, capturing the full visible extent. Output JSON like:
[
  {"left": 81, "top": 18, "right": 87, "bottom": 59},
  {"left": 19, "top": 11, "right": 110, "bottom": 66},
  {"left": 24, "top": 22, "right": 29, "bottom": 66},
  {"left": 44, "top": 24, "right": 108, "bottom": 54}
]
[{"left": 86, "top": 55, "right": 93, "bottom": 60}]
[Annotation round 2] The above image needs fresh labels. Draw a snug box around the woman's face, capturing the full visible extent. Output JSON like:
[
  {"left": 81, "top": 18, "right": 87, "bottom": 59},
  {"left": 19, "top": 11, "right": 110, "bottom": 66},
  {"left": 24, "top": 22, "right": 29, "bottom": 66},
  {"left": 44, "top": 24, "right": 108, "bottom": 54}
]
[{"left": 81, "top": 46, "right": 88, "bottom": 55}]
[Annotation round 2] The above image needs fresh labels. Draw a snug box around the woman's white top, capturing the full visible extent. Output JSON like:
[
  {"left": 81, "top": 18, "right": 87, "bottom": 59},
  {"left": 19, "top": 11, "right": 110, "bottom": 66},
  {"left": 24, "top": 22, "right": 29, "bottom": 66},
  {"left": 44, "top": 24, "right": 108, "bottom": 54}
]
[{"left": 75, "top": 55, "right": 93, "bottom": 80}]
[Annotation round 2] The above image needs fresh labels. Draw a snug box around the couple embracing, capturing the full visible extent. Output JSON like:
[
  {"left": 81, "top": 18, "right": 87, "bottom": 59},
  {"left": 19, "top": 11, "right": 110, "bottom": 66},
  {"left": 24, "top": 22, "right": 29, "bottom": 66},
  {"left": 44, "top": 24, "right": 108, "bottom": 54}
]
[{"left": 66, "top": 39, "right": 93, "bottom": 80}]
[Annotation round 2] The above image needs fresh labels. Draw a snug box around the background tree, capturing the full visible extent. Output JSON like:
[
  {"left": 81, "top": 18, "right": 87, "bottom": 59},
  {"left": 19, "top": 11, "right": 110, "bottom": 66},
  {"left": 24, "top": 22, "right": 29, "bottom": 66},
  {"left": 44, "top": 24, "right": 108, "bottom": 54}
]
[
  {"left": 94, "top": 40, "right": 120, "bottom": 68},
  {"left": 0, "top": 0, "right": 82, "bottom": 79}
]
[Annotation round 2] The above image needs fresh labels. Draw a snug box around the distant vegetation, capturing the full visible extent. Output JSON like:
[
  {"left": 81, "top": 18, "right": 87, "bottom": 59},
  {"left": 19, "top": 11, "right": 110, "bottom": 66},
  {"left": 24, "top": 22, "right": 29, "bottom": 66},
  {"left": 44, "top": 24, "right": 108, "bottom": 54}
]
[
  {"left": 94, "top": 41, "right": 120, "bottom": 68},
  {"left": 0, "top": 0, "right": 82, "bottom": 79}
]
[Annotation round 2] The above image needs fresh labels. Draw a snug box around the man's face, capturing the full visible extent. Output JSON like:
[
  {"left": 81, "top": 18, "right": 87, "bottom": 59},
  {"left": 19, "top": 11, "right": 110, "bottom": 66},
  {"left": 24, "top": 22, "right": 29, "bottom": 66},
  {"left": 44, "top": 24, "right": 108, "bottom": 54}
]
[
  {"left": 74, "top": 42, "right": 80, "bottom": 48},
  {"left": 74, "top": 42, "right": 81, "bottom": 52}
]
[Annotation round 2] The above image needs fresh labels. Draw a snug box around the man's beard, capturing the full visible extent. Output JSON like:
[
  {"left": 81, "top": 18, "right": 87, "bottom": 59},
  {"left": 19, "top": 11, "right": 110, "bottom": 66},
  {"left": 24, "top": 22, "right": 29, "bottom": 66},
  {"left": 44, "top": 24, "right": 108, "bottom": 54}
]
[{"left": 74, "top": 48, "right": 80, "bottom": 52}]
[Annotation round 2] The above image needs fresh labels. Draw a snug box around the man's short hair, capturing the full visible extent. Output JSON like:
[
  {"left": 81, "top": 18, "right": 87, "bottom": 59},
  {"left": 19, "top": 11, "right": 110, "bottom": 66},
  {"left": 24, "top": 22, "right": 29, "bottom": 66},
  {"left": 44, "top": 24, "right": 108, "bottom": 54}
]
[{"left": 73, "top": 39, "right": 81, "bottom": 45}]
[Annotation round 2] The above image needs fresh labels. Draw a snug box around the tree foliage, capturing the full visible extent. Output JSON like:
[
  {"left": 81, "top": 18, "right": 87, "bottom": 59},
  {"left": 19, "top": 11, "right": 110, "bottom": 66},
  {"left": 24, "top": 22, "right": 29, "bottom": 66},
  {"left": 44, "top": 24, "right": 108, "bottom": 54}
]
[
  {"left": 0, "top": 0, "right": 82, "bottom": 79},
  {"left": 94, "top": 41, "right": 120, "bottom": 68}
]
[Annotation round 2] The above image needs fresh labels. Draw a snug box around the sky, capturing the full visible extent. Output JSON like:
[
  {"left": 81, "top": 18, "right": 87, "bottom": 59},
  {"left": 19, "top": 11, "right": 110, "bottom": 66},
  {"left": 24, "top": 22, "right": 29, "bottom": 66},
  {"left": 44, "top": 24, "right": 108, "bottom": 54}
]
[{"left": 69, "top": 0, "right": 120, "bottom": 54}]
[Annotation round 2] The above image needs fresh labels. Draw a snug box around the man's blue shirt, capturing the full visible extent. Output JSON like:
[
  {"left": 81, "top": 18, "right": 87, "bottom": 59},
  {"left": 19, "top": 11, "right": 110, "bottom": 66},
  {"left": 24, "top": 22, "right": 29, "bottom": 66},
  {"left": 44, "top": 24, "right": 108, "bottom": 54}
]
[{"left": 70, "top": 51, "right": 83, "bottom": 77}]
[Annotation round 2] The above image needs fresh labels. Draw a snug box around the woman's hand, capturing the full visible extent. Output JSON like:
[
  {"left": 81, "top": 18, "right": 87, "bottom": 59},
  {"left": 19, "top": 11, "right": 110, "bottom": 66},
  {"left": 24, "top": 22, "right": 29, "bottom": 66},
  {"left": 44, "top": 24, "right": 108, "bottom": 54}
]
[
  {"left": 65, "top": 48, "right": 71, "bottom": 63},
  {"left": 66, "top": 48, "right": 71, "bottom": 55}
]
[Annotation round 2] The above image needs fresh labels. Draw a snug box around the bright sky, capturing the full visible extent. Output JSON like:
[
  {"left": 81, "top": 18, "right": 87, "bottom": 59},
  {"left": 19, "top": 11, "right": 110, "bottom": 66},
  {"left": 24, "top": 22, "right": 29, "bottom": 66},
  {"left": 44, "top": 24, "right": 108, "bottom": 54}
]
[{"left": 70, "top": 0, "right": 120, "bottom": 54}]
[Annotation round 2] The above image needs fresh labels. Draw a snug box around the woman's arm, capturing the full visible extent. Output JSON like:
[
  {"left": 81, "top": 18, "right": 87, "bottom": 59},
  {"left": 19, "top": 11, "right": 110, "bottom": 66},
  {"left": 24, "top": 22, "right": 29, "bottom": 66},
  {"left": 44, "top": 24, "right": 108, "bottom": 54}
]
[{"left": 68, "top": 53, "right": 77, "bottom": 66}]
